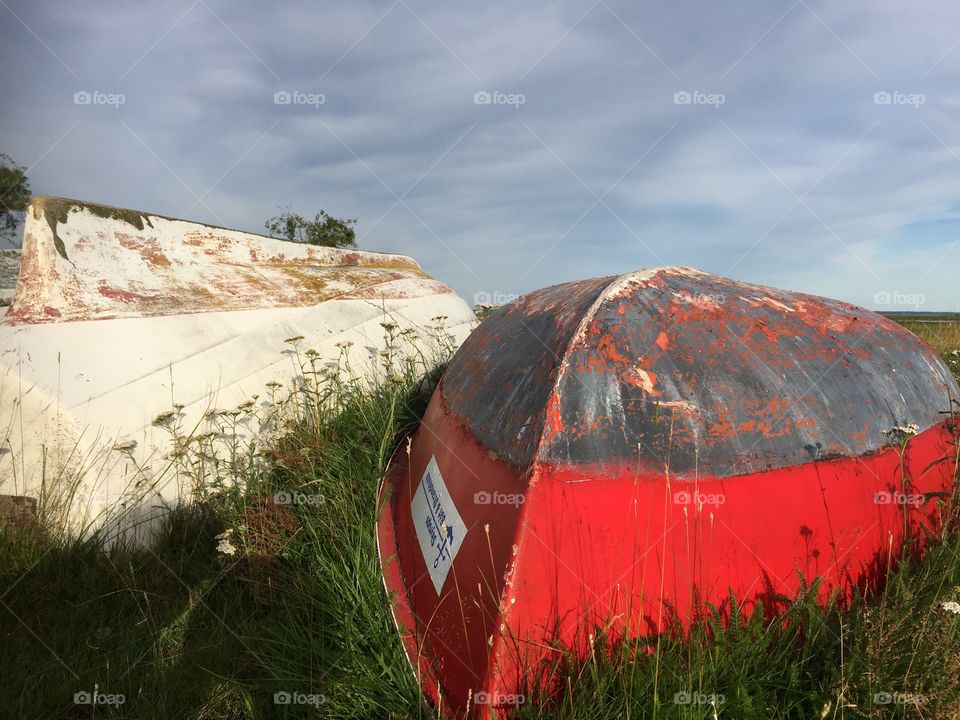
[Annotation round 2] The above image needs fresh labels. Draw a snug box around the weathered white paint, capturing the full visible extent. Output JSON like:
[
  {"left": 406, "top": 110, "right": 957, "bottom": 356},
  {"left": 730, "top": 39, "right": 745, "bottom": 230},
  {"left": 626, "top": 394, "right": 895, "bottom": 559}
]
[{"left": 0, "top": 197, "right": 475, "bottom": 538}]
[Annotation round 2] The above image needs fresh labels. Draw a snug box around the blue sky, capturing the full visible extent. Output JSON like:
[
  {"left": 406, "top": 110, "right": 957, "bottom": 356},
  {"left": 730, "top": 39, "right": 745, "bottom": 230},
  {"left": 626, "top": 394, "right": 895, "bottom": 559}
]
[{"left": 1, "top": 0, "right": 958, "bottom": 309}]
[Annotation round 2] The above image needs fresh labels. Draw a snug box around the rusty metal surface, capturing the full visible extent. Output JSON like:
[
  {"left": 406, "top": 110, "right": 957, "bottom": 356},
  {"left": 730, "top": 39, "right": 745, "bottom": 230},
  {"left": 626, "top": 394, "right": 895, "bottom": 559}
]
[
  {"left": 441, "top": 275, "right": 612, "bottom": 468},
  {"left": 442, "top": 267, "right": 959, "bottom": 477}
]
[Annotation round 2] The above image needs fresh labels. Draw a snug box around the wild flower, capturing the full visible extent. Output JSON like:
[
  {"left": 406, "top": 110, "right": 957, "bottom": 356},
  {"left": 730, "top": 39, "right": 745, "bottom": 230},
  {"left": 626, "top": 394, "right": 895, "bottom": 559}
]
[
  {"left": 215, "top": 528, "right": 238, "bottom": 556},
  {"left": 882, "top": 423, "right": 920, "bottom": 439},
  {"left": 941, "top": 600, "right": 960, "bottom": 615}
]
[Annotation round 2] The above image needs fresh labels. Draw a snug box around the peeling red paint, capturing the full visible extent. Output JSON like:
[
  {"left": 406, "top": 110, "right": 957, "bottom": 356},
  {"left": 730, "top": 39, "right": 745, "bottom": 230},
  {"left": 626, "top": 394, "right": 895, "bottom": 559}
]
[
  {"left": 379, "top": 267, "right": 960, "bottom": 719},
  {"left": 5, "top": 197, "right": 441, "bottom": 324},
  {"left": 97, "top": 282, "right": 154, "bottom": 304},
  {"left": 116, "top": 233, "right": 172, "bottom": 267}
]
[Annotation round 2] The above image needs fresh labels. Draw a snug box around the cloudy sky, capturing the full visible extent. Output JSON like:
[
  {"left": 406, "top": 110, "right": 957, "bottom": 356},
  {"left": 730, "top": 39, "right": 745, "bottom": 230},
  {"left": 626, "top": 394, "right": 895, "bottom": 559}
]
[{"left": 1, "top": 0, "right": 958, "bottom": 309}]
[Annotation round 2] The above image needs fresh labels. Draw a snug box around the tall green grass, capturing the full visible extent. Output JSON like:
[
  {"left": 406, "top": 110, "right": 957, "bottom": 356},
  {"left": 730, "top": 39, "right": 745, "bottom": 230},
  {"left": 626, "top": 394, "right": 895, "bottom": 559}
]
[
  {"left": 0, "top": 330, "right": 443, "bottom": 719},
  {"left": 1, "top": 320, "right": 959, "bottom": 719}
]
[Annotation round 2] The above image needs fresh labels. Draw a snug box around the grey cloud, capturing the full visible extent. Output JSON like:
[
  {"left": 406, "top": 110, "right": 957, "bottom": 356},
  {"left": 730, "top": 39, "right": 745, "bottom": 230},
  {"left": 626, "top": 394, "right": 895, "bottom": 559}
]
[{"left": 1, "top": 0, "right": 959, "bottom": 308}]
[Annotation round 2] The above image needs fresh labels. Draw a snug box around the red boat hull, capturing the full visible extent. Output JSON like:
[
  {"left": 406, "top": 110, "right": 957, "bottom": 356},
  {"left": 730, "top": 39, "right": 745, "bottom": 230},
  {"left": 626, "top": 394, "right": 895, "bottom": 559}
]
[
  {"left": 376, "top": 268, "right": 960, "bottom": 718},
  {"left": 379, "top": 392, "right": 957, "bottom": 717}
]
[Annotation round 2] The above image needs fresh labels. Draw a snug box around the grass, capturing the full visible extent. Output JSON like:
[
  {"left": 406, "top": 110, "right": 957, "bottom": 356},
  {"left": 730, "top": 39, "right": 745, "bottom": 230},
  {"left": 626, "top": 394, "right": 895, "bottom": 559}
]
[
  {"left": 0, "top": 332, "right": 440, "bottom": 720},
  {"left": 892, "top": 317, "right": 960, "bottom": 376},
  {"left": 0, "top": 319, "right": 959, "bottom": 719},
  {"left": 510, "top": 536, "right": 960, "bottom": 719}
]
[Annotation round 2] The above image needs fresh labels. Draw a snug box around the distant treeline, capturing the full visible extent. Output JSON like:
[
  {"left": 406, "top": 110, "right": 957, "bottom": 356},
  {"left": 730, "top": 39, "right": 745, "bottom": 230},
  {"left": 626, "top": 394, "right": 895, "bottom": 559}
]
[{"left": 880, "top": 311, "right": 960, "bottom": 322}]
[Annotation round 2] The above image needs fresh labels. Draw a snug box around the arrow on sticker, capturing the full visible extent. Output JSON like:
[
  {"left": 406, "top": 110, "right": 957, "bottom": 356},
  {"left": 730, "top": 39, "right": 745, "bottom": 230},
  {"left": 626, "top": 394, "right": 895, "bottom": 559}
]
[{"left": 446, "top": 525, "right": 454, "bottom": 545}]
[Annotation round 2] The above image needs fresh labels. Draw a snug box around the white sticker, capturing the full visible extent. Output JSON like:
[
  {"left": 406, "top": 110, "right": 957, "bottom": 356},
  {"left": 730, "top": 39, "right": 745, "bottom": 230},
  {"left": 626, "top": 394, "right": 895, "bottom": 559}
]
[{"left": 411, "top": 455, "right": 467, "bottom": 595}]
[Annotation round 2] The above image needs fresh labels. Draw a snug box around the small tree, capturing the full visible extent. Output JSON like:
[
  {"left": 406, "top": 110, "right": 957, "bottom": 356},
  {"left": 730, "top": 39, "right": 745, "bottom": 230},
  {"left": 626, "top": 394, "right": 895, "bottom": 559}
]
[
  {"left": 0, "top": 153, "right": 31, "bottom": 245},
  {"left": 265, "top": 208, "right": 357, "bottom": 248}
]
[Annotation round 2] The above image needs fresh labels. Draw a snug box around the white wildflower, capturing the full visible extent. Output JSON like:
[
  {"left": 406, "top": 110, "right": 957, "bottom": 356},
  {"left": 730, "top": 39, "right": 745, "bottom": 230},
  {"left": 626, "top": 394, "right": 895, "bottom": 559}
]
[
  {"left": 215, "top": 528, "right": 237, "bottom": 556},
  {"left": 941, "top": 600, "right": 960, "bottom": 615},
  {"left": 882, "top": 423, "right": 920, "bottom": 438}
]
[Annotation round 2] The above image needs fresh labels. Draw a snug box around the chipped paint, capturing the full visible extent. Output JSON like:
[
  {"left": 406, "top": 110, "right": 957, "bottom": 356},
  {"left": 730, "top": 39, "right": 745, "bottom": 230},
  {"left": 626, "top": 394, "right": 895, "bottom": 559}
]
[
  {"left": 378, "top": 266, "right": 960, "bottom": 720},
  {"left": 443, "top": 267, "right": 958, "bottom": 477},
  {"left": 10, "top": 196, "right": 430, "bottom": 324},
  {"left": 745, "top": 295, "right": 795, "bottom": 313},
  {"left": 633, "top": 367, "right": 659, "bottom": 395},
  {"left": 1, "top": 196, "right": 476, "bottom": 539}
]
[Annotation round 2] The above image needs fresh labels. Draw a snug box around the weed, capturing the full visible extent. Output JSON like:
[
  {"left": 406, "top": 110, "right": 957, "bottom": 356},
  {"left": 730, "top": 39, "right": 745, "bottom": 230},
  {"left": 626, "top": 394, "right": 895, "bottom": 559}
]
[{"left": 1, "top": 318, "right": 959, "bottom": 719}]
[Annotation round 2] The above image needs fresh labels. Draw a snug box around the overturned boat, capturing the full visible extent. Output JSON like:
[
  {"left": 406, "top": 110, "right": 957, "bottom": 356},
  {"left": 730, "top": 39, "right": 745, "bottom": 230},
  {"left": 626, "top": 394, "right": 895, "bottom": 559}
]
[
  {"left": 377, "top": 266, "right": 959, "bottom": 718},
  {"left": 0, "top": 196, "right": 475, "bottom": 535}
]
